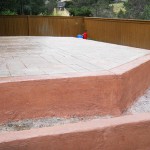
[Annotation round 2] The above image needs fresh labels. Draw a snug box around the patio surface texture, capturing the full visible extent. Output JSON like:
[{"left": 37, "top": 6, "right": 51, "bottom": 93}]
[
  {"left": 0, "top": 36, "right": 150, "bottom": 150},
  {"left": 0, "top": 36, "right": 149, "bottom": 77},
  {"left": 0, "top": 36, "right": 150, "bottom": 123}
]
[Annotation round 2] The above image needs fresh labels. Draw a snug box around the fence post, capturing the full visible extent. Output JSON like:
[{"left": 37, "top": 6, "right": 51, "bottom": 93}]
[{"left": 27, "top": 15, "right": 30, "bottom": 36}]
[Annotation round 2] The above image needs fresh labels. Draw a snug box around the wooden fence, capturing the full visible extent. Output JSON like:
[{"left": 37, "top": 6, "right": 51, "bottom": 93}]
[
  {"left": 0, "top": 15, "right": 84, "bottom": 37},
  {"left": 0, "top": 16, "right": 29, "bottom": 36},
  {"left": 0, "top": 15, "right": 150, "bottom": 49},
  {"left": 85, "top": 17, "right": 150, "bottom": 49}
]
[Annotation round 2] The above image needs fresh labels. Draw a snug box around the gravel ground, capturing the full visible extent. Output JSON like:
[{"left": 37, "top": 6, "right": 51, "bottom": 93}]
[
  {"left": 0, "top": 116, "right": 111, "bottom": 133},
  {"left": 126, "top": 87, "right": 150, "bottom": 114},
  {"left": 0, "top": 87, "right": 149, "bottom": 133}
]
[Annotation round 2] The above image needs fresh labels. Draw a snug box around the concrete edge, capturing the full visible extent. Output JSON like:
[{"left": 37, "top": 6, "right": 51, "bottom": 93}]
[
  {"left": 0, "top": 113, "right": 150, "bottom": 150},
  {"left": 0, "top": 54, "right": 149, "bottom": 84},
  {"left": 110, "top": 54, "right": 150, "bottom": 75}
]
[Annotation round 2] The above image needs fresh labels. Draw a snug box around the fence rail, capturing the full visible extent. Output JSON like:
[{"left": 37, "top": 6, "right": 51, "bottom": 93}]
[{"left": 0, "top": 16, "right": 150, "bottom": 49}]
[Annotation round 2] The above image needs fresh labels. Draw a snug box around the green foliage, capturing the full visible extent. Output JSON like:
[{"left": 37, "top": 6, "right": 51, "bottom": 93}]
[
  {"left": 120, "top": 0, "right": 150, "bottom": 20},
  {"left": 141, "top": 5, "right": 150, "bottom": 20},
  {"left": 71, "top": 0, "right": 97, "bottom": 7},
  {"left": 0, "top": 0, "right": 18, "bottom": 12},
  {"left": 16, "top": 0, "right": 47, "bottom": 15},
  {"left": 65, "top": 1, "right": 73, "bottom": 8},
  {"left": 0, "top": 10, "right": 17, "bottom": 15},
  {"left": 69, "top": 7, "right": 92, "bottom": 17},
  {"left": 0, "top": 0, "right": 56, "bottom": 15},
  {"left": 91, "top": 0, "right": 115, "bottom": 18},
  {"left": 45, "top": 0, "right": 57, "bottom": 15},
  {"left": 67, "top": 0, "right": 94, "bottom": 16},
  {"left": 68, "top": 0, "right": 115, "bottom": 17},
  {"left": 117, "top": 9, "right": 126, "bottom": 18}
]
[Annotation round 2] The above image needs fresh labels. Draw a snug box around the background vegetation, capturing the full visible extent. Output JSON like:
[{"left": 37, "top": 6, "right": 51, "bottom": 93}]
[{"left": 1, "top": 0, "right": 150, "bottom": 20}]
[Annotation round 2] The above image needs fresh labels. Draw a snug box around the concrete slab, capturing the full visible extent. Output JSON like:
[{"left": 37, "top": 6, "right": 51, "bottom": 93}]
[
  {"left": 0, "top": 36, "right": 149, "bottom": 77},
  {"left": 0, "top": 37, "right": 150, "bottom": 123}
]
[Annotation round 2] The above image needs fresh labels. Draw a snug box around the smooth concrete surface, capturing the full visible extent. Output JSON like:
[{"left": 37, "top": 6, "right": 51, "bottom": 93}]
[
  {"left": 0, "top": 37, "right": 150, "bottom": 123},
  {"left": 0, "top": 113, "right": 150, "bottom": 150},
  {"left": 0, "top": 36, "right": 149, "bottom": 77}
]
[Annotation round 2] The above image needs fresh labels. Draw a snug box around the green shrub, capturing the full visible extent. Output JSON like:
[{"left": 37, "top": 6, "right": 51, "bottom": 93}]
[
  {"left": 141, "top": 5, "right": 150, "bottom": 20},
  {"left": 69, "top": 7, "right": 92, "bottom": 17},
  {"left": 0, "top": 10, "right": 17, "bottom": 15}
]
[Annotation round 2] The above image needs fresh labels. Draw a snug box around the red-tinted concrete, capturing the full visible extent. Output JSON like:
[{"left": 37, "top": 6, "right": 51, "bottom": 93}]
[
  {"left": 0, "top": 71, "right": 121, "bottom": 123},
  {"left": 111, "top": 54, "right": 150, "bottom": 112},
  {"left": 0, "top": 113, "right": 150, "bottom": 150},
  {"left": 0, "top": 54, "right": 150, "bottom": 123},
  {"left": 0, "top": 37, "right": 150, "bottom": 123}
]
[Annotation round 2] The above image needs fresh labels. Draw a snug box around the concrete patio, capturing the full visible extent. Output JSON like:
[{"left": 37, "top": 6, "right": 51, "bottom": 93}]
[
  {"left": 0, "top": 36, "right": 149, "bottom": 77},
  {"left": 0, "top": 36, "right": 150, "bottom": 150},
  {"left": 0, "top": 36, "right": 150, "bottom": 123}
]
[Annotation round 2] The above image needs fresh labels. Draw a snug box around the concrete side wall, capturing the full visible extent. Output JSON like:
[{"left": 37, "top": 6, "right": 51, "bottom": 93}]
[
  {"left": 0, "top": 114, "right": 150, "bottom": 150},
  {"left": 0, "top": 55, "right": 150, "bottom": 124},
  {"left": 0, "top": 73, "right": 122, "bottom": 123},
  {"left": 111, "top": 54, "right": 150, "bottom": 112}
]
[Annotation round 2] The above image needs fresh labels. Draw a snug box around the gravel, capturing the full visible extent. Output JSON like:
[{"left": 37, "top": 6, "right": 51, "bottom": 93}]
[
  {"left": 127, "top": 87, "right": 150, "bottom": 114},
  {"left": 0, "top": 116, "right": 111, "bottom": 133},
  {"left": 0, "top": 87, "right": 150, "bottom": 133}
]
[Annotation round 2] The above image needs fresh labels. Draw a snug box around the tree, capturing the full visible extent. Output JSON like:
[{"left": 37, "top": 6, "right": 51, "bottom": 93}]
[
  {"left": 67, "top": 0, "right": 94, "bottom": 16},
  {"left": 68, "top": 0, "right": 115, "bottom": 17},
  {"left": 117, "top": 9, "right": 125, "bottom": 18},
  {"left": 118, "top": 0, "right": 150, "bottom": 19},
  {"left": 17, "top": 0, "right": 46, "bottom": 15},
  {"left": 0, "top": 10, "right": 17, "bottom": 15},
  {"left": 141, "top": 4, "right": 150, "bottom": 20},
  {"left": 0, "top": 0, "right": 54, "bottom": 15},
  {"left": 45, "top": 0, "right": 57, "bottom": 15},
  {"left": 0, "top": 0, "right": 19, "bottom": 14},
  {"left": 69, "top": 7, "right": 92, "bottom": 16},
  {"left": 91, "top": 0, "right": 115, "bottom": 18}
]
